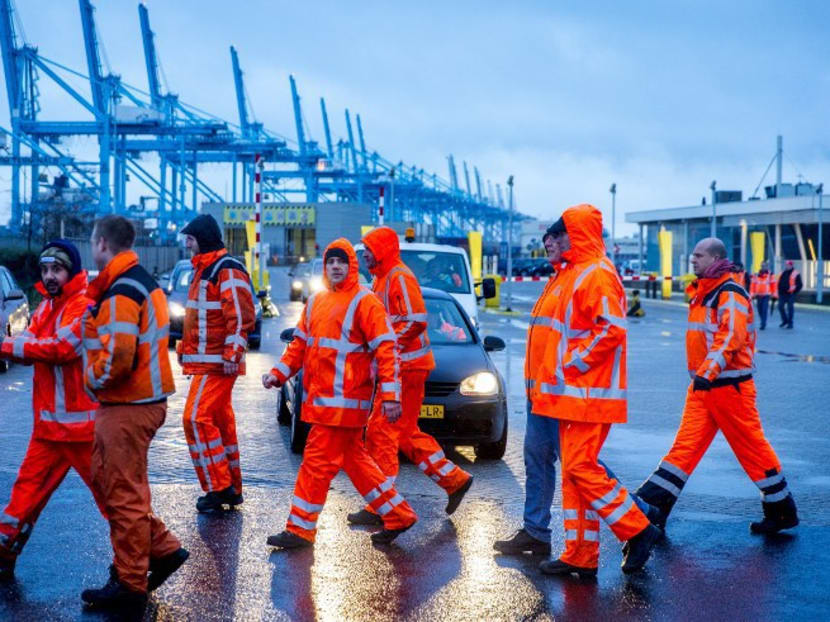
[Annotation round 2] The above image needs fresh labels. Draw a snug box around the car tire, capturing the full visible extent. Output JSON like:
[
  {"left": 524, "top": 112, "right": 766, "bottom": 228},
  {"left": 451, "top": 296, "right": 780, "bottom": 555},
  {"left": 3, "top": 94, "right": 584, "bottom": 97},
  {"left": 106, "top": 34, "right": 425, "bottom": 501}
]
[
  {"left": 475, "top": 415, "right": 507, "bottom": 460},
  {"left": 289, "top": 381, "right": 311, "bottom": 454},
  {"left": 277, "top": 387, "right": 291, "bottom": 426}
]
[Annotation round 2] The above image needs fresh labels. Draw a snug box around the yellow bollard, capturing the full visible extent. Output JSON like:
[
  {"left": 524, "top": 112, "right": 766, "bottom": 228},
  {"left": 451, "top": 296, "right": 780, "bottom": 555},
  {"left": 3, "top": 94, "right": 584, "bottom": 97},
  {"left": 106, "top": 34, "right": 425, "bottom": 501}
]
[
  {"left": 484, "top": 273, "right": 501, "bottom": 308},
  {"left": 658, "top": 229, "right": 673, "bottom": 299},
  {"left": 750, "top": 231, "right": 765, "bottom": 273},
  {"left": 468, "top": 231, "right": 482, "bottom": 281}
]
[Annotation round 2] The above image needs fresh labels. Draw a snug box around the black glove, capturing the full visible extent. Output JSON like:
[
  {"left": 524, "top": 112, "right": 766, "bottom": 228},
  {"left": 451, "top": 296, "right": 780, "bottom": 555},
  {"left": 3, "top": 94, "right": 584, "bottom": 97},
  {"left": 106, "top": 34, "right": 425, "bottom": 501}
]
[{"left": 692, "top": 375, "right": 712, "bottom": 392}]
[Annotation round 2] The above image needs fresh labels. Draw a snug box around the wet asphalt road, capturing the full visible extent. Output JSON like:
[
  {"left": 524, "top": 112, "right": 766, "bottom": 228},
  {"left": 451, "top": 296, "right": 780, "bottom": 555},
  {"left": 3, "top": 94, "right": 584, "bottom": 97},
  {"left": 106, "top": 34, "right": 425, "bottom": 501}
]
[{"left": 1, "top": 269, "right": 830, "bottom": 621}]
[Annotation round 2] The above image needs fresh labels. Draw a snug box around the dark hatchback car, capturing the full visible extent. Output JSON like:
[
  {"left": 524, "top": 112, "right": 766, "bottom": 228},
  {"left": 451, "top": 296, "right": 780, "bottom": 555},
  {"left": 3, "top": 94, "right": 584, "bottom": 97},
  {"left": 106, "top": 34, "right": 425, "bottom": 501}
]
[
  {"left": 166, "top": 266, "right": 262, "bottom": 349},
  {"left": 276, "top": 287, "right": 507, "bottom": 458}
]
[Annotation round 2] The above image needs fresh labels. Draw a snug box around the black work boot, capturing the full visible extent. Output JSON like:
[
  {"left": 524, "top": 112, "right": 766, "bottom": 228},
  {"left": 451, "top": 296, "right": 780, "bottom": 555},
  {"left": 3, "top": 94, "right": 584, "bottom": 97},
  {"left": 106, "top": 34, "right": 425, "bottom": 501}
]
[
  {"left": 621, "top": 524, "right": 663, "bottom": 574},
  {"left": 0, "top": 552, "right": 15, "bottom": 582},
  {"left": 148, "top": 547, "right": 190, "bottom": 592},
  {"left": 347, "top": 509, "right": 383, "bottom": 526},
  {"left": 81, "top": 565, "right": 148, "bottom": 613},
  {"left": 370, "top": 523, "right": 413, "bottom": 545},
  {"left": 445, "top": 475, "right": 474, "bottom": 515},
  {"left": 267, "top": 530, "right": 313, "bottom": 549},
  {"left": 750, "top": 495, "right": 799, "bottom": 535},
  {"left": 493, "top": 529, "right": 551, "bottom": 556},
  {"left": 197, "top": 486, "right": 243, "bottom": 513},
  {"left": 539, "top": 558, "right": 597, "bottom": 579}
]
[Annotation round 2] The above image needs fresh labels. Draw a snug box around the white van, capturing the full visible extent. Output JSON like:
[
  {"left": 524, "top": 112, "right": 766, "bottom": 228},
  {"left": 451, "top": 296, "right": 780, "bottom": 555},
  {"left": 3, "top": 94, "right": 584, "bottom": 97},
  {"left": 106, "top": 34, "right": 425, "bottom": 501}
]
[{"left": 355, "top": 242, "right": 482, "bottom": 327}]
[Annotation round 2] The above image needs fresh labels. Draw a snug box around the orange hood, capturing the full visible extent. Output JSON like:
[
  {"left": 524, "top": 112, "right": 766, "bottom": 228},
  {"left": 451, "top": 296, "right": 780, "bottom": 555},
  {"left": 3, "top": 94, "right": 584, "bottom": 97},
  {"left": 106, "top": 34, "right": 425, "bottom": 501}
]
[
  {"left": 561, "top": 204, "right": 606, "bottom": 265},
  {"left": 361, "top": 226, "right": 400, "bottom": 277},
  {"left": 322, "top": 238, "right": 360, "bottom": 292}
]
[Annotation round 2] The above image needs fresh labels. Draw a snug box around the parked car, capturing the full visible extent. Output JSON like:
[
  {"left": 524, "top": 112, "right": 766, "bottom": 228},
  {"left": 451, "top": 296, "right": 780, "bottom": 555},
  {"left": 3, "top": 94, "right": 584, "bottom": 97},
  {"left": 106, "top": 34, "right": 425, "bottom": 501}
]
[
  {"left": 166, "top": 266, "right": 262, "bottom": 349},
  {"left": 0, "top": 266, "right": 30, "bottom": 373},
  {"left": 277, "top": 287, "right": 508, "bottom": 458},
  {"left": 165, "top": 259, "right": 192, "bottom": 295},
  {"left": 530, "top": 258, "right": 554, "bottom": 277}
]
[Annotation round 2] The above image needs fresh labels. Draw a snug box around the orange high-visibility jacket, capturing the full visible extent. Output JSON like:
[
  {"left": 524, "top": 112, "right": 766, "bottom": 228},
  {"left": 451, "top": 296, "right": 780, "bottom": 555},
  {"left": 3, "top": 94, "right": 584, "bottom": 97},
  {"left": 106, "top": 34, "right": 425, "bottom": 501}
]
[
  {"left": 177, "top": 249, "right": 256, "bottom": 375},
  {"left": 530, "top": 204, "right": 628, "bottom": 423},
  {"left": 525, "top": 275, "right": 559, "bottom": 397},
  {"left": 83, "top": 251, "right": 175, "bottom": 404},
  {"left": 270, "top": 239, "right": 400, "bottom": 427},
  {"left": 1, "top": 271, "right": 98, "bottom": 441},
  {"left": 685, "top": 271, "right": 756, "bottom": 384},
  {"left": 750, "top": 271, "right": 776, "bottom": 298},
  {"left": 362, "top": 226, "right": 435, "bottom": 372}
]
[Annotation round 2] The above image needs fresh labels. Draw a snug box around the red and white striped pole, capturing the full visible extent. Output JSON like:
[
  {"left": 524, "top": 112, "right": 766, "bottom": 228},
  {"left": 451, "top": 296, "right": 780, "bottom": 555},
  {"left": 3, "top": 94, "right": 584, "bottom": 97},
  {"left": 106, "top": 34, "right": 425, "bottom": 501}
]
[
  {"left": 378, "top": 185, "right": 385, "bottom": 226},
  {"left": 254, "top": 153, "right": 264, "bottom": 294}
]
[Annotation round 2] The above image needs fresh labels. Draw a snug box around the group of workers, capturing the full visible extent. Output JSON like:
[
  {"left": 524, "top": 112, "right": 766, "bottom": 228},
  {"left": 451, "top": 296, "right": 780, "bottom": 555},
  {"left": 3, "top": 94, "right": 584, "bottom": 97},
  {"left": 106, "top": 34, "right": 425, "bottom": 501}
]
[
  {"left": 494, "top": 204, "right": 798, "bottom": 578},
  {"left": 0, "top": 203, "right": 801, "bottom": 612}
]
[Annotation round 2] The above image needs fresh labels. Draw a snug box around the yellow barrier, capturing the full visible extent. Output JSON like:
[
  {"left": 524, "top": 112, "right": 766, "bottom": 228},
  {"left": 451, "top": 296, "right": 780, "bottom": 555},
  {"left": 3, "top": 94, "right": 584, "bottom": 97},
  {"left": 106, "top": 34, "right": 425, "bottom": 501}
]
[
  {"left": 484, "top": 273, "right": 501, "bottom": 308},
  {"left": 468, "top": 231, "right": 482, "bottom": 281},
  {"left": 750, "top": 231, "right": 765, "bottom": 273},
  {"left": 658, "top": 229, "right": 673, "bottom": 299}
]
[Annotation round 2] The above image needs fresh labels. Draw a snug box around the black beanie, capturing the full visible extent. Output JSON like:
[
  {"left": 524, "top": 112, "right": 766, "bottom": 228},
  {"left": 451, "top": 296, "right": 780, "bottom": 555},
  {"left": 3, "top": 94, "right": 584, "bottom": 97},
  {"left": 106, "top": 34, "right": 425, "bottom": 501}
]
[
  {"left": 40, "top": 239, "right": 82, "bottom": 278},
  {"left": 545, "top": 217, "right": 567, "bottom": 239},
  {"left": 181, "top": 214, "right": 225, "bottom": 253},
  {"left": 324, "top": 247, "right": 349, "bottom": 264}
]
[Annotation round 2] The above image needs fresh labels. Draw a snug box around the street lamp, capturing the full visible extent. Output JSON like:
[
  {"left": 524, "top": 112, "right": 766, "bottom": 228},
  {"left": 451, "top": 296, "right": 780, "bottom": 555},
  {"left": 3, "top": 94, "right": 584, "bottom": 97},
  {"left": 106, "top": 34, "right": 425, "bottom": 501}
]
[
  {"left": 818, "top": 183, "right": 824, "bottom": 304},
  {"left": 609, "top": 183, "right": 617, "bottom": 258},
  {"left": 506, "top": 175, "right": 514, "bottom": 312},
  {"left": 710, "top": 180, "right": 717, "bottom": 237}
]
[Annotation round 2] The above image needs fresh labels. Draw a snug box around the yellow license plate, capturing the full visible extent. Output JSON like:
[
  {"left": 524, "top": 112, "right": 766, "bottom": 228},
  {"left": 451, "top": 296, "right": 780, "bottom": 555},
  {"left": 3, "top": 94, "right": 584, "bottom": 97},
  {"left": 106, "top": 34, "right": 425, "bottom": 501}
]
[{"left": 419, "top": 404, "right": 444, "bottom": 419}]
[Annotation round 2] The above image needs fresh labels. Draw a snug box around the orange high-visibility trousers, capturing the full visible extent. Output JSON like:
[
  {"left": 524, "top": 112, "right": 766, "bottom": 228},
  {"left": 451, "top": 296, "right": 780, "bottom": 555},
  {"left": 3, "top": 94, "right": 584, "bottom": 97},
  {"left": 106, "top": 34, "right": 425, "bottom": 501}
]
[
  {"left": 0, "top": 438, "right": 106, "bottom": 557},
  {"left": 182, "top": 374, "right": 242, "bottom": 494},
  {"left": 559, "top": 421, "right": 650, "bottom": 569},
  {"left": 638, "top": 380, "right": 788, "bottom": 512},
  {"left": 285, "top": 424, "right": 418, "bottom": 542},
  {"left": 365, "top": 370, "right": 470, "bottom": 495},
  {"left": 92, "top": 403, "right": 181, "bottom": 593}
]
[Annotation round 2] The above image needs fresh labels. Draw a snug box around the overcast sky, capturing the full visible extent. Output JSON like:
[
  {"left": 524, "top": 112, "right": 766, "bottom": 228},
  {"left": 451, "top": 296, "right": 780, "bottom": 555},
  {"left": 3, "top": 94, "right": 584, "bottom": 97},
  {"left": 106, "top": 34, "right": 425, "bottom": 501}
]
[{"left": 2, "top": 0, "right": 828, "bottom": 233}]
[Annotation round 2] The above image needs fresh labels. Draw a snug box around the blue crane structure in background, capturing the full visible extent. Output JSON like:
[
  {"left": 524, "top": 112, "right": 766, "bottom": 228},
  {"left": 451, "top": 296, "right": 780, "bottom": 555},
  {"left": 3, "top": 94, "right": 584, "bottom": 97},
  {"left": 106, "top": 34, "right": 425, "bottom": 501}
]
[{"left": 0, "top": 0, "right": 522, "bottom": 244}]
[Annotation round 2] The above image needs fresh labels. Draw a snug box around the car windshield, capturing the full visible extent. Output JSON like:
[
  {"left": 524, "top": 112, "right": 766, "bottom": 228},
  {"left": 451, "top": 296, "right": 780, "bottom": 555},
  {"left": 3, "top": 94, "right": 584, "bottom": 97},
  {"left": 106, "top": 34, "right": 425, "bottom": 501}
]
[
  {"left": 175, "top": 269, "right": 193, "bottom": 291},
  {"left": 356, "top": 249, "right": 471, "bottom": 294},
  {"left": 425, "top": 297, "right": 473, "bottom": 344},
  {"left": 311, "top": 259, "right": 324, "bottom": 277},
  {"left": 294, "top": 263, "right": 311, "bottom": 277}
]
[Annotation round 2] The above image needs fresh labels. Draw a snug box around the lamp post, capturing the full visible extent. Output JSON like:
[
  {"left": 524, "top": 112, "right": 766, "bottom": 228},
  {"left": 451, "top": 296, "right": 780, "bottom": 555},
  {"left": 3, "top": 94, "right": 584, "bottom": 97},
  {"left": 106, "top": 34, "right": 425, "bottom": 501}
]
[
  {"left": 609, "top": 183, "right": 617, "bottom": 260},
  {"left": 818, "top": 183, "right": 824, "bottom": 304},
  {"left": 506, "top": 175, "right": 514, "bottom": 312},
  {"left": 710, "top": 180, "right": 717, "bottom": 237}
]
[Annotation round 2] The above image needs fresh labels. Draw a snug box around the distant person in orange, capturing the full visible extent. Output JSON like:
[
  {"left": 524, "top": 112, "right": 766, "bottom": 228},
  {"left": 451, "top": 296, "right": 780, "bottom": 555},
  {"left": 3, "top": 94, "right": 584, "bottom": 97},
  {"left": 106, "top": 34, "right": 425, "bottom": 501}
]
[
  {"left": 345, "top": 227, "right": 472, "bottom": 527},
  {"left": 0, "top": 241, "right": 105, "bottom": 582},
  {"left": 80, "top": 216, "right": 187, "bottom": 614},
  {"left": 262, "top": 239, "right": 417, "bottom": 548},
  {"left": 177, "top": 214, "right": 256, "bottom": 513},
  {"left": 636, "top": 238, "right": 798, "bottom": 536},
  {"left": 749, "top": 261, "right": 775, "bottom": 330}
]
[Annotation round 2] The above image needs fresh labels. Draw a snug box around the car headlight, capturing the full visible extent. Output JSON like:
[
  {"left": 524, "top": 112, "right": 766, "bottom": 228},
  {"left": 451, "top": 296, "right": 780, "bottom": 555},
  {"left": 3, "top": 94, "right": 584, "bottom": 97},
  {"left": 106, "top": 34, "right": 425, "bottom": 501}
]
[
  {"left": 310, "top": 276, "right": 324, "bottom": 292},
  {"left": 459, "top": 371, "right": 498, "bottom": 396},
  {"left": 292, "top": 280, "right": 303, "bottom": 290},
  {"left": 169, "top": 301, "right": 185, "bottom": 318}
]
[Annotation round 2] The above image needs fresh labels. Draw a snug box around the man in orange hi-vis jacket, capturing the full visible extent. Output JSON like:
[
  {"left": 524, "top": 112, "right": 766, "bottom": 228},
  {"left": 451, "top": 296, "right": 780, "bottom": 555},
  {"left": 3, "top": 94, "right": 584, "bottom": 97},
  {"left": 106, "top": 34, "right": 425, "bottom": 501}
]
[
  {"left": 0, "top": 241, "right": 105, "bottom": 582},
  {"left": 345, "top": 227, "right": 472, "bottom": 527},
  {"left": 262, "top": 239, "right": 417, "bottom": 548},
  {"left": 81, "top": 216, "right": 187, "bottom": 614},
  {"left": 635, "top": 238, "right": 798, "bottom": 536},
  {"left": 177, "top": 214, "right": 256, "bottom": 513},
  {"left": 530, "top": 205, "right": 661, "bottom": 578}
]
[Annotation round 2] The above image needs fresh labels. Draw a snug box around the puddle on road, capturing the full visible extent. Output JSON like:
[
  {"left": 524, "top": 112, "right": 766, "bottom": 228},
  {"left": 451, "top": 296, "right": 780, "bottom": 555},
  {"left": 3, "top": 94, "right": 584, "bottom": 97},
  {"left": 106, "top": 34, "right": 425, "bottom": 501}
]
[{"left": 757, "top": 350, "right": 830, "bottom": 364}]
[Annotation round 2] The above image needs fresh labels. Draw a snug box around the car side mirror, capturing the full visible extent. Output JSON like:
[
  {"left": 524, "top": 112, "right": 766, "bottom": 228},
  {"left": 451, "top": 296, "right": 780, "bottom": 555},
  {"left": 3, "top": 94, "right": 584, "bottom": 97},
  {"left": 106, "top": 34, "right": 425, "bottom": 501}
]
[
  {"left": 4, "top": 288, "right": 24, "bottom": 302},
  {"left": 483, "top": 335, "right": 505, "bottom": 352},
  {"left": 481, "top": 277, "right": 496, "bottom": 299},
  {"left": 280, "top": 328, "right": 295, "bottom": 343}
]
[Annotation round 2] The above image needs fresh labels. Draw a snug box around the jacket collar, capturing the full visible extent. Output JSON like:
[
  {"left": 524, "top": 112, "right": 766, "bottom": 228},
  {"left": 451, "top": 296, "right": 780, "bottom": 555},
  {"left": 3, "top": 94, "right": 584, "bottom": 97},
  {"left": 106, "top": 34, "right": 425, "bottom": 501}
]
[
  {"left": 87, "top": 250, "right": 139, "bottom": 302},
  {"left": 191, "top": 248, "right": 228, "bottom": 271},
  {"left": 687, "top": 272, "right": 734, "bottom": 303},
  {"left": 34, "top": 270, "right": 89, "bottom": 303}
]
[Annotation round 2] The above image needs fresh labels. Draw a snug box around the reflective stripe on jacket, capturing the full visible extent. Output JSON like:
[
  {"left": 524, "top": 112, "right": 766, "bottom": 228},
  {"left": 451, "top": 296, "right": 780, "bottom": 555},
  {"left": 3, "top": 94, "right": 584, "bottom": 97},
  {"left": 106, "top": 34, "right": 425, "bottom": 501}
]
[
  {"left": 270, "top": 238, "right": 400, "bottom": 427},
  {"left": 750, "top": 272, "right": 775, "bottom": 297},
  {"left": 524, "top": 276, "right": 558, "bottom": 397},
  {"left": 685, "top": 273, "right": 756, "bottom": 384},
  {"left": 83, "top": 250, "right": 175, "bottom": 404},
  {"left": 362, "top": 226, "right": 435, "bottom": 372},
  {"left": 529, "top": 204, "right": 628, "bottom": 423},
  {"left": 178, "top": 249, "right": 256, "bottom": 375},
  {"left": 1, "top": 271, "right": 98, "bottom": 441}
]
